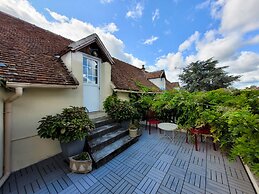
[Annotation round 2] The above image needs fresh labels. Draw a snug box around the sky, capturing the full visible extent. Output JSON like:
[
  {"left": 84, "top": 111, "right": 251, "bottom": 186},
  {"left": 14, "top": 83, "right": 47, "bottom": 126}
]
[{"left": 0, "top": 0, "right": 259, "bottom": 88}]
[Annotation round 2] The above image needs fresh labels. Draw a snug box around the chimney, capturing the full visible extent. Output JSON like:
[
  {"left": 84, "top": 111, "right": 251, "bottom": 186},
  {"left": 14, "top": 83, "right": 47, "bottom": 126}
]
[{"left": 141, "top": 64, "right": 145, "bottom": 71}]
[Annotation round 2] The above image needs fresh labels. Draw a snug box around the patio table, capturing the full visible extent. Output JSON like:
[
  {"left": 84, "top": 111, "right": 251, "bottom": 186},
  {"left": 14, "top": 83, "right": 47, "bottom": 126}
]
[{"left": 158, "top": 123, "right": 178, "bottom": 141}]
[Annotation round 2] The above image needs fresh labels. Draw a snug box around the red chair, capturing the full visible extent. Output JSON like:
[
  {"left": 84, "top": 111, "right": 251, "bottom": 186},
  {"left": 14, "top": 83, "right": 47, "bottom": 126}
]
[
  {"left": 186, "top": 125, "right": 216, "bottom": 151},
  {"left": 145, "top": 110, "right": 160, "bottom": 134}
]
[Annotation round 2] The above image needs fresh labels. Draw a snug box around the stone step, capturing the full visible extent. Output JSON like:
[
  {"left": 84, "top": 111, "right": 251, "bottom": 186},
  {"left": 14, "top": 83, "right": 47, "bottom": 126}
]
[
  {"left": 88, "top": 128, "right": 129, "bottom": 153},
  {"left": 92, "top": 117, "right": 114, "bottom": 128},
  {"left": 88, "top": 123, "right": 120, "bottom": 140},
  {"left": 92, "top": 136, "right": 138, "bottom": 168}
]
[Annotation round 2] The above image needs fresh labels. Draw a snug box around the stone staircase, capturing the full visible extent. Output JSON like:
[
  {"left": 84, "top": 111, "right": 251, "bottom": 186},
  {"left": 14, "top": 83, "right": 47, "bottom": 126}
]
[{"left": 86, "top": 117, "right": 138, "bottom": 168}]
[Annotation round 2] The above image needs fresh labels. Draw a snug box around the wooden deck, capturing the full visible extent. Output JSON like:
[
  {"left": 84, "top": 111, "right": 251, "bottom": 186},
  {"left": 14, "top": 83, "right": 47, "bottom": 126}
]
[{"left": 0, "top": 128, "right": 256, "bottom": 194}]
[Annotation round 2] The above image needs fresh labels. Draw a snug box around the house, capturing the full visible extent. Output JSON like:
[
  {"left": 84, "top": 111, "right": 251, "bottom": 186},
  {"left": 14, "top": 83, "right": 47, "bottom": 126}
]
[{"left": 0, "top": 11, "right": 179, "bottom": 181}]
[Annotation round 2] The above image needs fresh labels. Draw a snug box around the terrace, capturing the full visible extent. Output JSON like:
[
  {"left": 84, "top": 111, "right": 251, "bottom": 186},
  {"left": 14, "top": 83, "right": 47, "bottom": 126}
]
[{"left": 0, "top": 128, "right": 256, "bottom": 194}]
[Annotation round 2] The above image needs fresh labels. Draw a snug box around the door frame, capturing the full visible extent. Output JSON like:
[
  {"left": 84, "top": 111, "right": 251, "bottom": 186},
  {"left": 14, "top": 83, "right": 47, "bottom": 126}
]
[{"left": 83, "top": 53, "right": 101, "bottom": 112}]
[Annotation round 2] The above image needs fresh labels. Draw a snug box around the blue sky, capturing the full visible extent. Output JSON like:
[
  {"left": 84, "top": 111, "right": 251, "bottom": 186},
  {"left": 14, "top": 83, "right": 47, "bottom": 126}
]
[{"left": 0, "top": 0, "right": 259, "bottom": 88}]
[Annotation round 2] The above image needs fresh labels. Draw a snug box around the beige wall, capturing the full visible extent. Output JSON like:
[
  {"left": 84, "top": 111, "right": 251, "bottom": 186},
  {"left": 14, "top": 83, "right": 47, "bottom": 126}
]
[
  {"left": 9, "top": 51, "right": 85, "bottom": 171},
  {"left": 117, "top": 92, "right": 130, "bottom": 101},
  {"left": 100, "top": 62, "right": 113, "bottom": 110},
  {"left": 0, "top": 88, "right": 6, "bottom": 177},
  {"left": 9, "top": 50, "right": 114, "bottom": 171}
]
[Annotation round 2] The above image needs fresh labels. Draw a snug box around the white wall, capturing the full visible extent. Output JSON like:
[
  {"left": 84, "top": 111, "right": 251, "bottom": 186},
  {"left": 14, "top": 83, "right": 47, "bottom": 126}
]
[
  {"left": 117, "top": 92, "right": 129, "bottom": 101},
  {"left": 149, "top": 78, "right": 166, "bottom": 90}
]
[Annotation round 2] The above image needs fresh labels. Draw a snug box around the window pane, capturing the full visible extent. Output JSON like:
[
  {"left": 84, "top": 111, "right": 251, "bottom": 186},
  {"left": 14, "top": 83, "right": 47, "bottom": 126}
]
[{"left": 83, "top": 57, "right": 98, "bottom": 84}]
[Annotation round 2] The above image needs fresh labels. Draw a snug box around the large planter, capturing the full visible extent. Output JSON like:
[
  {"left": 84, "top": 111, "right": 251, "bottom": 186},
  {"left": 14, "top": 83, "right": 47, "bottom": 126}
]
[
  {"left": 69, "top": 152, "right": 92, "bottom": 174},
  {"left": 120, "top": 120, "right": 130, "bottom": 129},
  {"left": 60, "top": 138, "right": 85, "bottom": 158}
]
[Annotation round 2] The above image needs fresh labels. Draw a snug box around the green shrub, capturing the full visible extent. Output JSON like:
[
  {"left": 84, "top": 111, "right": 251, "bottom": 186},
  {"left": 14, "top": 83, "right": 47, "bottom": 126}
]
[
  {"left": 103, "top": 95, "right": 137, "bottom": 122},
  {"left": 148, "top": 88, "right": 259, "bottom": 175},
  {"left": 37, "top": 106, "right": 94, "bottom": 143}
]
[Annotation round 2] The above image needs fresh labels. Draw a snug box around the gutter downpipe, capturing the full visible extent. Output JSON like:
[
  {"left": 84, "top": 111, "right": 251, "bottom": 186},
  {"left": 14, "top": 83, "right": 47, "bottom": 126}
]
[{"left": 0, "top": 87, "right": 23, "bottom": 187}]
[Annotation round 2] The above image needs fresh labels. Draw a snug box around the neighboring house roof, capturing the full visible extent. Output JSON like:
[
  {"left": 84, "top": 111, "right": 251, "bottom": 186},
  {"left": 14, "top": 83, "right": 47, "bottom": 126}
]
[
  {"left": 112, "top": 58, "right": 180, "bottom": 92},
  {"left": 166, "top": 80, "right": 180, "bottom": 90},
  {"left": 0, "top": 11, "right": 78, "bottom": 86},
  {"left": 112, "top": 58, "right": 160, "bottom": 92},
  {"left": 146, "top": 70, "right": 165, "bottom": 79}
]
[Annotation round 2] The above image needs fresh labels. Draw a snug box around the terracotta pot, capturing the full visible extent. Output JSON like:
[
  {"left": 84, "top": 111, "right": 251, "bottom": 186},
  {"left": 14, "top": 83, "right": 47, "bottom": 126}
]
[{"left": 69, "top": 153, "right": 92, "bottom": 174}]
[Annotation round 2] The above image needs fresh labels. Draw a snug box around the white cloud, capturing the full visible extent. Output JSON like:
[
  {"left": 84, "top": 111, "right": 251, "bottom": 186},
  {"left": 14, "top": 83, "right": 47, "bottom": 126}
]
[
  {"left": 196, "top": 0, "right": 211, "bottom": 10},
  {"left": 123, "top": 53, "right": 146, "bottom": 68},
  {"left": 45, "top": 8, "right": 68, "bottom": 22},
  {"left": 152, "top": 9, "right": 159, "bottom": 22},
  {"left": 0, "top": 0, "right": 145, "bottom": 68},
  {"left": 126, "top": 3, "right": 144, "bottom": 19},
  {"left": 246, "top": 35, "right": 259, "bottom": 45},
  {"left": 100, "top": 0, "right": 113, "bottom": 4},
  {"left": 143, "top": 36, "right": 158, "bottom": 45},
  {"left": 178, "top": 31, "right": 200, "bottom": 52},
  {"left": 220, "top": 0, "right": 259, "bottom": 34},
  {"left": 222, "top": 51, "right": 259, "bottom": 74},
  {"left": 100, "top": 23, "right": 118, "bottom": 33}
]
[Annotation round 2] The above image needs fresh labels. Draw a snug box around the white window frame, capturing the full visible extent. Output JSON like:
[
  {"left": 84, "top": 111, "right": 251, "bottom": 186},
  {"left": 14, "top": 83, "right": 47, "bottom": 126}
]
[{"left": 83, "top": 54, "right": 101, "bottom": 86}]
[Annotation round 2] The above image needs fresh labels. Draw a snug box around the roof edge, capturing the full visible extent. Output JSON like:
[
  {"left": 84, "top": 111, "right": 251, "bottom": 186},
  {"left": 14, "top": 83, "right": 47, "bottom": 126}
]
[
  {"left": 6, "top": 82, "right": 78, "bottom": 89},
  {"left": 69, "top": 33, "right": 114, "bottom": 64}
]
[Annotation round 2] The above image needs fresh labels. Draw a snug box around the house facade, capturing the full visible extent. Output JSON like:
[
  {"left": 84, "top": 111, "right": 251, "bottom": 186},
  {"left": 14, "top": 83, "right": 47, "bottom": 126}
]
[{"left": 0, "top": 11, "right": 179, "bottom": 181}]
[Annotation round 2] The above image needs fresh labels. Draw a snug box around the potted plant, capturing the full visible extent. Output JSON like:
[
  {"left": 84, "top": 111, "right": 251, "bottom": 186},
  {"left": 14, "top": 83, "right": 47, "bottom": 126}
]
[
  {"left": 37, "top": 106, "right": 94, "bottom": 157},
  {"left": 69, "top": 152, "right": 92, "bottom": 174},
  {"left": 103, "top": 95, "right": 137, "bottom": 129}
]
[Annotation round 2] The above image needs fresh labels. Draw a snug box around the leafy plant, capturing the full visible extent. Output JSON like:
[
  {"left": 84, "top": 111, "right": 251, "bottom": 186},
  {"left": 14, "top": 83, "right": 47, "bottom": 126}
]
[
  {"left": 73, "top": 152, "right": 91, "bottom": 161},
  {"left": 103, "top": 95, "right": 137, "bottom": 122},
  {"left": 37, "top": 106, "right": 94, "bottom": 143},
  {"left": 145, "top": 88, "right": 259, "bottom": 175}
]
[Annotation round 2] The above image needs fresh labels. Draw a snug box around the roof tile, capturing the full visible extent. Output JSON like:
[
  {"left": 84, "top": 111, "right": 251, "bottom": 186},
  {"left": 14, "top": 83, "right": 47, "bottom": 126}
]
[{"left": 0, "top": 11, "right": 77, "bottom": 86}]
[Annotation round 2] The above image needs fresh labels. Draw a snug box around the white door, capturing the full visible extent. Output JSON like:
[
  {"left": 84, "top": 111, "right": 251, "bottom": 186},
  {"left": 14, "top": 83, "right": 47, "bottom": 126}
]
[{"left": 83, "top": 56, "right": 100, "bottom": 112}]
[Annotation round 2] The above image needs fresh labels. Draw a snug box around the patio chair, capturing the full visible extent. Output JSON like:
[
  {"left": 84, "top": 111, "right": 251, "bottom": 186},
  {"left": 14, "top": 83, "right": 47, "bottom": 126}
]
[
  {"left": 186, "top": 124, "right": 217, "bottom": 151},
  {"left": 145, "top": 110, "right": 160, "bottom": 134}
]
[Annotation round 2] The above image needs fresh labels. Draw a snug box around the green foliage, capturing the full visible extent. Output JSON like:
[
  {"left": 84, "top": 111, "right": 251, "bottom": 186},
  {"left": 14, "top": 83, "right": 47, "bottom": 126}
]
[
  {"left": 37, "top": 107, "right": 94, "bottom": 143},
  {"left": 73, "top": 152, "right": 91, "bottom": 161},
  {"left": 103, "top": 95, "right": 137, "bottom": 122},
  {"left": 149, "top": 89, "right": 259, "bottom": 175},
  {"left": 179, "top": 58, "right": 240, "bottom": 92},
  {"left": 129, "top": 93, "right": 155, "bottom": 120}
]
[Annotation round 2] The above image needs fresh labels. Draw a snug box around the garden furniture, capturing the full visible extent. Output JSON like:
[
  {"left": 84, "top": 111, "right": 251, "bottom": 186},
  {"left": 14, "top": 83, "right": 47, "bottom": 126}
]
[
  {"left": 145, "top": 110, "right": 160, "bottom": 134},
  {"left": 158, "top": 123, "right": 178, "bottom": 142},
  {"left": 186, "top": 125, "right": 217, "bottom": 151}
]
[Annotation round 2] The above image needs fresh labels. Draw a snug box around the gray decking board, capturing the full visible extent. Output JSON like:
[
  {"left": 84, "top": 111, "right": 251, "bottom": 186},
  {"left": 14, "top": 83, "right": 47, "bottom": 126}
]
[{"left": 0, "top": 128, "right": 256, "bottom": 194}]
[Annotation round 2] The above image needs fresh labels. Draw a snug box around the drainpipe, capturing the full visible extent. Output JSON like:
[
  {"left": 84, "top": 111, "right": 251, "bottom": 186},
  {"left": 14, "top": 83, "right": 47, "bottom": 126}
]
[{"left": 0, "top": 87, "right": 23, "bottom": 187}]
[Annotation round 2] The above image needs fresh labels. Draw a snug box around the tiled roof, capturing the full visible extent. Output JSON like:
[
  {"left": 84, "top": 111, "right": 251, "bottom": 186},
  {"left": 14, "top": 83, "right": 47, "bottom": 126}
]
[
  {"left": 111, "top": 58, "right": 160, "bottom": 92},
  {"left": 146, "top": 70, "right": 165, "bottom": 79},
  {"left": 112, "top": 58, "right": 180, "bottom": 92},
  {"left": 0, "top": 11, "right": 78, "bottom": 86},
  {"left": 166, "top": 80, "right": 180, "bottom": 90}
]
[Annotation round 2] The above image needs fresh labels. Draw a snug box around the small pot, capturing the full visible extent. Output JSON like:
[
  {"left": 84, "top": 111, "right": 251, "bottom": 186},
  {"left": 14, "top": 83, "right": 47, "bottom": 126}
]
[
  {"left": 69, "top": 153, "right": 92, "bottom": 174},
  {"left": 120, "top": 120, "right": 130, "bottom": 129},
  {"left": 129, "top": 128, "right": 138, "bottom": 138}
]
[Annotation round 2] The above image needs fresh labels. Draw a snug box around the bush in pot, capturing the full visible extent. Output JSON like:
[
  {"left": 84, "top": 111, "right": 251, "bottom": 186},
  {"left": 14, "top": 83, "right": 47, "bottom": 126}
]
[
  {"left": 103, "top": 95, "right": 137, "bottom": 129},
  {"left": 37, "top": 106, "right": 94, "bottom": 157}
]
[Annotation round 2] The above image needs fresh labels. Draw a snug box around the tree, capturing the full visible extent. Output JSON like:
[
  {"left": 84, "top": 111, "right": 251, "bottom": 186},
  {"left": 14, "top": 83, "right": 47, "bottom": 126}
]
[{"left": 179, "top": 58, "right": 240, "bottom": 92}]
